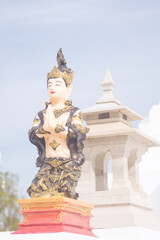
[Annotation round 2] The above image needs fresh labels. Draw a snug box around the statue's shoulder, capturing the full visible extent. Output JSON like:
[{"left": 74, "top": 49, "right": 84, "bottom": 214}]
[
  {"left": 36, "top": 108, "right": 46, "bottom": 123},
  {"left": 37, "top": 102, "right": 50, "bottom": 116},
  {"left": 69, "top": 106, "right": 84, "bottom": 125},
  {"left": 70, "top": 105, "right": 79, "bottom": 116},
  {"left": 71, "top": 106, "right": 82, "bottom": 115}
]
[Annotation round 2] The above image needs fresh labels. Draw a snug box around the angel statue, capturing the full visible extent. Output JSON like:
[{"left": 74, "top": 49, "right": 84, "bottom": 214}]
[{"left": 27, "top": 49, "right": 89, "bottom": 199}]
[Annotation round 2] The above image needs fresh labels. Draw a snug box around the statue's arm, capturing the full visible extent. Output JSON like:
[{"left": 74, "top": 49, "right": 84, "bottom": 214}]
[
  {"left": 70, "top": 109, "right": 89, "bottom": 134},
  {"left": 28, "top": 113, "right": 51, "bottom": 139},
  {"left": 28, "top": 113, "right": 47, "bottom": 167},
  {"left": 66, "top": 109, "right": 89, "bottom": 166}
]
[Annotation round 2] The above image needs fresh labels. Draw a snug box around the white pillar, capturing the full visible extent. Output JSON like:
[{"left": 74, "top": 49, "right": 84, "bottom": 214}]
[
  {"left": 128, "top": 149, "right": 146, "bottom": 192},
  {"left": 110, "top": 143, "right": 131, "bottom": 189}
]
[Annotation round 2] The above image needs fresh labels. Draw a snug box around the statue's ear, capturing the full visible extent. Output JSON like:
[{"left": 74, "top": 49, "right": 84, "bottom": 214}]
[{"left": 66, "top": 85, "right": 73, "bottom": 99}]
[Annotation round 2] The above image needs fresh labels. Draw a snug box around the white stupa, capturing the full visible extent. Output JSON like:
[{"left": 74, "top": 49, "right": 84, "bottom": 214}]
[{"left": 77, "top": 68, "right": 160, "bottom": 230}]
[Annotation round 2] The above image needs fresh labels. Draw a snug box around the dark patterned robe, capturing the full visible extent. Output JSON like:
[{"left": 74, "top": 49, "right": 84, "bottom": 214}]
[{"left": 27, "top": 102, "right": 88, "bottom": 199}]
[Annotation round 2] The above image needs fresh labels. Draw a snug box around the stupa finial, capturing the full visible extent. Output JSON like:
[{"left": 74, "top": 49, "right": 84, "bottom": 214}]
[
  {"left": 96, "top": 68, "right": 120, "bottom": 104},
  {"left": 101, "top": 68, "right": 115, "bottom": 93}
]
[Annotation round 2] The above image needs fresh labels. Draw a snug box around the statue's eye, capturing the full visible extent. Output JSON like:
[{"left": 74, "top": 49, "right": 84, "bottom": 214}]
[{"left": 55, "top": 81, "right": 62, "bottom": 86}]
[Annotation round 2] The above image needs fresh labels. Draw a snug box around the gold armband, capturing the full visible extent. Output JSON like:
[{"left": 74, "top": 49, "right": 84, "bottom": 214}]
[{"left": 73, "top": 123, "right": 89, "bottom": 134}]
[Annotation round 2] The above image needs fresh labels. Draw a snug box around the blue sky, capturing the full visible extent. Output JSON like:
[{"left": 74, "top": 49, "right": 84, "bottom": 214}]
[{"left": 0, "top": 0, "right": 160, "bottom": 196}]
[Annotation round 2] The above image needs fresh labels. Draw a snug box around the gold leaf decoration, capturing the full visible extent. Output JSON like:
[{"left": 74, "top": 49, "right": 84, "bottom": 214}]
[
  {"left": 73, "top": 123, "right": 89, "bottom": 134},
  {"left": 65, "top": 100, "right": 72, "bottom": 106},
  {"left": 33, "top": 118, "right": 40, "bottom": 125},
  {"left": 55, "top": 124, "right": 65, "bottom": 133},
  {"left": 49, "top": 140, "right": 60, "bottom": 150},
  {"left": 54, "top": 104, "right": 74, "bottom": 118},
  {"left": 37, "top": 126, "right": 51, "bottom": 135}
]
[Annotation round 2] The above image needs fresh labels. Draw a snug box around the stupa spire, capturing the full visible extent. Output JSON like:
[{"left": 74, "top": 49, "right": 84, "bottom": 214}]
[{"left": 96, "top": 68, "right": 120, "bottom": 105}]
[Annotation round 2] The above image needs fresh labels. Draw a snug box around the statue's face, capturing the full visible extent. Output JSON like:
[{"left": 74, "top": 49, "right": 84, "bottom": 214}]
[{"left": 47, "top": 77, "right": 72, "bottom": 102}]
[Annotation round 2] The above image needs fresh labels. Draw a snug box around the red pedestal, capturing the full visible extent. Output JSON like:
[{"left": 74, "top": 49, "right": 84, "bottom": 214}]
[{"left": 13, "top": 196, "right": 95, "bottom": 237}]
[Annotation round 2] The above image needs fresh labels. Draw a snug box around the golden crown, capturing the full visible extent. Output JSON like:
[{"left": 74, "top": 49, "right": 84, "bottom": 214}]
[{"left": 47, "top": 48, "right": 74, "bottom": 86}]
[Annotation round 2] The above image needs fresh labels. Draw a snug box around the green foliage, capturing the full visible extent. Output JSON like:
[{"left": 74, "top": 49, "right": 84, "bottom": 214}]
[{"left": 0, "top": 172, "right": 21, "bottom": 231}]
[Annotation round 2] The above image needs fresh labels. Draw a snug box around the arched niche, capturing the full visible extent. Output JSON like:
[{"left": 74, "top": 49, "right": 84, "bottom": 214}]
[{"left": 94, "top": 151, "right": 112, "bottom": 191}]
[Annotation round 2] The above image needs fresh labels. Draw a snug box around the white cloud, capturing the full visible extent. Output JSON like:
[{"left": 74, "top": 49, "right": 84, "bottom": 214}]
[{"left": 139, "top": 103, "right": 160, "bottom": 219}]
